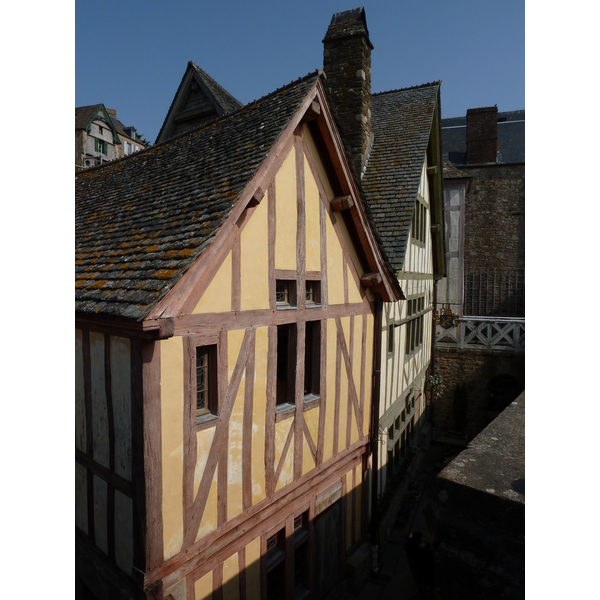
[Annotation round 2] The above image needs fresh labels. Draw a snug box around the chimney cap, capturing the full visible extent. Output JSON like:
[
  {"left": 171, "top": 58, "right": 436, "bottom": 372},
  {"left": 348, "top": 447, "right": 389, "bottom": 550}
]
[{"left": 324, "top": 6, "right": 373, "bottom": 49}]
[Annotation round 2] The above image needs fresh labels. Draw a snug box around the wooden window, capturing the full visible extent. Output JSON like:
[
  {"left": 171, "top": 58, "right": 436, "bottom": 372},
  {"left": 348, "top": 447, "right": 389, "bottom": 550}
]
[
  {"left": 305, "top": 280, "right": 321, "bottom": 306},
  {"left": 411, "top": 199, "right": 427, "bottom": 244},
  {"left": 277, "top": 324, "right": 297, "bottom": 405},
  {"left": 405, "top": 296, "right": 425, "bottom": 355},
  {"left": 196, "top": 345, "right": 217, "bottom": 418},
  {"left": 94, "top": 137, "right": 108, "bottom": 155},
  {"left": 387, "top": 324, "right": 394, "bottom": 354},
  {"left": 304, "top": 321, "right": 321, "bottom": 399},
  {"left": 276, "top": 280, "right": 296, "bottom": 308},
  {"left": 185, "top": 336, "right": 219, "bottom": 427}
]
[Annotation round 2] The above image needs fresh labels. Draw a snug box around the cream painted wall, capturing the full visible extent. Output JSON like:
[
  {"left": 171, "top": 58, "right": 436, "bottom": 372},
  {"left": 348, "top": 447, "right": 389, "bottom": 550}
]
[
  {"left": 275, "top": 147, "right": 297, "bottom": 271},
  {"left": 251, "top": 327, "right": 268, "bottom": 505},
  {"left": 193, "top": 252, "right": 232, "bottom": 314},
  {"left": 161, "top": 336, "right": 185, "bottom": 559},
  {"left": 241, "top": 198, "right": 269, "bottom": 311},
  {"left": 304, "top": 155, "right": 321, "bottom": 272}
]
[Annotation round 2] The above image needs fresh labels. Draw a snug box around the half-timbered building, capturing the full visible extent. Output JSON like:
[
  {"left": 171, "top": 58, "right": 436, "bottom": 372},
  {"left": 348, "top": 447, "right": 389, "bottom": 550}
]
[
  {"left": 76, "top": 69, "right": 402, "bottom": 600},
  {"left": 321, "top": 9, "right": 445, "bottom": 509}
]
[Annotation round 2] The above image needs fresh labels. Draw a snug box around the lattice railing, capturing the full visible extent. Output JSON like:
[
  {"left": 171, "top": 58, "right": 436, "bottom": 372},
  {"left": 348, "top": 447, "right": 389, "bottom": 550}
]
[{"left": 435, "top": 316, "right": 525, "bottom": 351}]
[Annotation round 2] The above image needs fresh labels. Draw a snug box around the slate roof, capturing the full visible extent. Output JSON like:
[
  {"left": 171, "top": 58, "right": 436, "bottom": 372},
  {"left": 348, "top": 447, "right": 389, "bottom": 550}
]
[
  {"left": 76, "top": 71, "right": 320, "bottom": 321},
  {"left": 361, "top": 83, "right": 440, "bottom": 272},
  {"left": 442, "top": 110, "right": 525, "bottom": 166},
  {"left": 75, "top": 104, "right": 108, "bottom": 131},
  {"left": 190, "top": 63, "right": 243, "bottom": 115},
  {"left": 155, "top": 62, "right": 243, "bottom": 144}
]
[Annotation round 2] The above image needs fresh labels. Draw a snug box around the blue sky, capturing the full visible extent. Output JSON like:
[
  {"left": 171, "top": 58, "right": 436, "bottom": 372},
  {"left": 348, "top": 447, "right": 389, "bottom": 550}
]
[{"left": 76, "top": 0, "right": 524, "bottom": 143}]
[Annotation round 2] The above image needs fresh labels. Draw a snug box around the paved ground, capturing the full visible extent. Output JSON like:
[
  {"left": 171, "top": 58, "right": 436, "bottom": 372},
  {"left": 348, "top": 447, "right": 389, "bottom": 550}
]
[{"left": 341, "top": 445, "right": 441, "bottom": 600}]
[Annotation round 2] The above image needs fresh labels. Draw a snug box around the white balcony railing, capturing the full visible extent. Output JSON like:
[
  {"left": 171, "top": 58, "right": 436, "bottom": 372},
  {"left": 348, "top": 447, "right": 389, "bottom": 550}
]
[{"left": 435, "top": 316, "right": 525, "bottom": 351}]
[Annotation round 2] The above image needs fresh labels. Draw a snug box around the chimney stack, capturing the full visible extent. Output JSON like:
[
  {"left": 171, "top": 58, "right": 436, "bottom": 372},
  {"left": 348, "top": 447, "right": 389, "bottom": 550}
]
[
  {"left": 323, "top": 7, "right": 374, "bottom": 178},
  {"left": 466, "top": 106, "right": 498, "bottom": 164},
  {"left": 106, "top": 108, "right": 117, "bottom": 119}
]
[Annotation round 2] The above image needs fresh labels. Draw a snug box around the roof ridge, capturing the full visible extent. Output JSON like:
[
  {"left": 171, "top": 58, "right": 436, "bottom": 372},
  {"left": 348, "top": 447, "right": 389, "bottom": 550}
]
[
  {"left": 76, "top": 70, "right": 322, "bottom": 177},
  {"left": 189, "top": 62, "right": 244, "bottom": 107},
  {"left": 373, "top": 81, "right": 441, "bottom": 97},
  {"left": 154, "top": 70, "right": 321, "bottom": 147}
]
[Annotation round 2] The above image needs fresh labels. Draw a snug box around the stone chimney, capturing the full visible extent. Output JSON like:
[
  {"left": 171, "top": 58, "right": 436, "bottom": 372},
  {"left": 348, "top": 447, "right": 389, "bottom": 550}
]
[
  {"left": 466, "top": 106, "right": 498, "bottom": 164},
  {"left": 106, "top": 108, "right": 117, "bottom": 120},
  {"left": 323, "top": 7, "right": 374, "bottom": 177}
]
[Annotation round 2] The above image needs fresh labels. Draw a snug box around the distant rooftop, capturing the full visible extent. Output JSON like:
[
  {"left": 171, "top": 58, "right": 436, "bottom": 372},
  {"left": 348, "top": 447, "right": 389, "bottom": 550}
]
[{"left": 441, "top": 109, "right": 525, "bottom": 166}]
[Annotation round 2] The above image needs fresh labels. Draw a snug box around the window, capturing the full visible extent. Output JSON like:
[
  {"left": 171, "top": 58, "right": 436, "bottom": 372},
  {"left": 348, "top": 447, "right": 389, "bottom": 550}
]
[
  {"left": 266, "top": 528, "right": 286, "bottom": 600},
  {"left": 304, "top": 321, "right": 321, "bottom": 399},
  {"left": 387, "top": 324, "right": 395, "bottom": 354},
  {"left": 277, "top": 324, "right": 297, "bottom": 405},
  {"left": 94, "top": 137, "right": 108, "bottom": 155},
  {"left": 195, "top": 345, "right": 217, "bottom": 419},
  {"left": 411, "top": 198, "right": 427, "bottom": 244},
  {"left": 264, "top": 510, "right": 310, "bottom": 600},
  {"left": 124, "top": 141, "right": 131, "bottom": 155},
  {"left": 405, "top": 296, "right": 425, "bottom": 355},
  {"left": 305, "top": 280, "right": 321, "bottom": 306},
  {"left": 98, "top": 126, "right": 103, "bottom": 135},
  {"left": 276, "top": 280, "right": 297, "bottom": 308}
]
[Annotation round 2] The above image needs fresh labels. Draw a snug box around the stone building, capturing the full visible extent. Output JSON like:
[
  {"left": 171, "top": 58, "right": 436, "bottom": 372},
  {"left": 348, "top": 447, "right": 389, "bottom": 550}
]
[{"left": 433, "top": 107, "right": 525, "bottom": 443}]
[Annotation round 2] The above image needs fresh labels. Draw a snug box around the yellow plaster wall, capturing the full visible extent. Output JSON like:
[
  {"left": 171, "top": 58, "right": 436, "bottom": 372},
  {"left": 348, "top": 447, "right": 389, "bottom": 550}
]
[
  {"left": 194, "top": 428, "right": 216, "bottom": 498},
  {"left": 363, "top": 314, "right": 374, "bottom": 432},
  {"left": 245, "top": 537, "right": 262, "bottom": 599},
  {"left": 192, "top": 252, "right": 232, "bottom": 314},
  {"left": 303, "top": 124, "right": 334, "bottom": 201},
  {"left": 223, "top": 553, "right": 240, "bottom": 600},
  {"left": 323, "top": 319, "right": 338, "bottom": 462},
  {"left": 227, "top": 329, "right": 246, "bottom": 522},
  {"left": 347, "top": 263, "right": 363, "bottom": 304},
  {"left": 326, "top": 217, "right": 345, "bottom": 305},
  {"left": 196, "top": 470, "right": 218, "bottom": 542},
  {"left": 304, "top": 154, "right": 321, "bottom": 273},
  {"left": 195, "top": 571, "right": 213, "bottom": 600},
  {"left": 75, "top": 329, "right": 86, "bottom": 453},
  {"left": 241, "top": 198, "right": 269, "bottom": 311},
  {"left": 275, "top": 418, "right": 294, "bottom": 491},
  {"left": 275, "top": 147, "right": 297, "bottom": 271},
  {"left": 302, "top": 407, "right": 320, "bottom": 475},
  {"left": 251, "top": 327, "right": 268, "bottom": 505},
  {"left": 161, "top": 336, "right": 185, "bottom": 559}
]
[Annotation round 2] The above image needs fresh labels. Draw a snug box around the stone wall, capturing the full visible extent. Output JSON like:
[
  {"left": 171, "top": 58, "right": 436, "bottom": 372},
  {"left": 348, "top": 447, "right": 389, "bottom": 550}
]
[
  {"left": 433, "top": 347, "right": 524, "bottom": 441},
  {"left": 435, "top": 393, "right": 525, "bottom": 599},
  {"left": 462, "top": 164, "right": 525, "bottom": 273}
]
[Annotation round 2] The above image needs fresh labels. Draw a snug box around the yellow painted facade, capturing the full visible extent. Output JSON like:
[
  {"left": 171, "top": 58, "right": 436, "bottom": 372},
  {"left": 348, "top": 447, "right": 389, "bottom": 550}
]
[{"left": 149, "top": 133, "right": 376, "bottom": 596}]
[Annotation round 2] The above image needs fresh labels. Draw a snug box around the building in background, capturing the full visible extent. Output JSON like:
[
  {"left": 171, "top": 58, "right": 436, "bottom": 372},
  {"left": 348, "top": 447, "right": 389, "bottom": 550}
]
[
  {"left": 155, "top": 62, "right": 243, "bottom": 145},
  {"left": 434, "top": 107, "right": 525, "bottom": 444},
  {"left": 75, "top": 104, "right": 148, "bottom": 170}
]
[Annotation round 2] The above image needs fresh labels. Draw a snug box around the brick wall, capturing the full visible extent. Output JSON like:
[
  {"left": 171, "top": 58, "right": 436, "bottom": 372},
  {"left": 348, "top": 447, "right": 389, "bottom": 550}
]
[
  {"left": 463, "top": 164, "right": 525, "bottom": 273},
  {"left": 433, "top": 347, "right": 524, "bottom": 440}
]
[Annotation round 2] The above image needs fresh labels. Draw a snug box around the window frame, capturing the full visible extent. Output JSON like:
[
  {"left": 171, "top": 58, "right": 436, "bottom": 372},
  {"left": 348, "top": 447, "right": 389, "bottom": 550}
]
[
  {"left": 185, "top": 334, "right": 220, "bottom": 429},
  {"left": 276, "top": 279, "right": 297, "bottom": 309},
  {"left": 404, "top": 295, "right": 426, "bottom": 356}
]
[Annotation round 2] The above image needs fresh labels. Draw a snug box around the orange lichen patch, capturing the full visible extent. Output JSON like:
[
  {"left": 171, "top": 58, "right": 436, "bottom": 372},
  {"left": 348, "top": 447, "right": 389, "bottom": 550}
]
[
  {"left": 91, "top": 280, "right": 109, "bottom": 289},
  {"left": 152, "top": 269, "right": 178, "bottom": 280},
  {"left": 146, "top": 244, "right": 160, "bottom": 253}
]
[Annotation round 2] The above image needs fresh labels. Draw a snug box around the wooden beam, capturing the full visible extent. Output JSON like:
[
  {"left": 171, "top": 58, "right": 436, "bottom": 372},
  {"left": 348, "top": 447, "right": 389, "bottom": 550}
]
[
  {"left": 301, "top": 100, "right": 321, "bottom": 122},
  {"left": 360, "top": 273, "right": 382, "bottom": 287},
  {"left": 427, "top": 165, "right": 438, "bottom": 176},
  {"left": 247, "top": 186, "right": 265, "bottom": 208},
  {"left": 330, "top": 195, "right": 354, "bottom": 211}
]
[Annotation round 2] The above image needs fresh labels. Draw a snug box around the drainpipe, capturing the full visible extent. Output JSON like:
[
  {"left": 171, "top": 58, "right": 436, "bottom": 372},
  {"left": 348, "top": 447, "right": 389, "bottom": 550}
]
[{"left": 369, "top": 295, "right": 383, "bottom": 572}]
